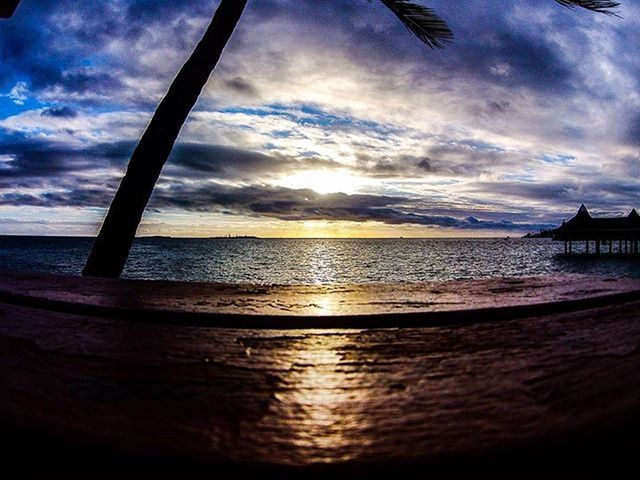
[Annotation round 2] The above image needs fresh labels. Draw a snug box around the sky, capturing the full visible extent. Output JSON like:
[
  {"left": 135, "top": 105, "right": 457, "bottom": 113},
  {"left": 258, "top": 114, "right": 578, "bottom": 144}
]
[{"left": 0, "top": 0, "right": 638, "bottom": 238}]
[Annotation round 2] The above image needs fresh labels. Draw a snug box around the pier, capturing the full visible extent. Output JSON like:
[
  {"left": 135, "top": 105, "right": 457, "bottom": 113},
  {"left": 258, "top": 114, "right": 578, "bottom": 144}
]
[{"left": 553, "top": 204, "right": 640, "bottom": 256}]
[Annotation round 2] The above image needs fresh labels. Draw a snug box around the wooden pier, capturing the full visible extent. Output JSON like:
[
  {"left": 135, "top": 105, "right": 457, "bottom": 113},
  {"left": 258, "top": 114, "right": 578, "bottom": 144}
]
[{"left": 554, "top": 204, "right": 640, "bottom": 256}]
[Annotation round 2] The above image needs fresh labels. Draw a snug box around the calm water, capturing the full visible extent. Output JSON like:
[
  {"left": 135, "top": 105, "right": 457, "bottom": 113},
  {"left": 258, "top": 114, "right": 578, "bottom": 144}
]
[{"left": 0, "top": 236, "right": 639, "bottom": 284}]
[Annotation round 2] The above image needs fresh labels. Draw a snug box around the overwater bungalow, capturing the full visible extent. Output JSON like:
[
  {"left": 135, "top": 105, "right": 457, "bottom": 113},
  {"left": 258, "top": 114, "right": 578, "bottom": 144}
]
[{"left": 553, "top": 204, "right": 640, "bottom": 255}]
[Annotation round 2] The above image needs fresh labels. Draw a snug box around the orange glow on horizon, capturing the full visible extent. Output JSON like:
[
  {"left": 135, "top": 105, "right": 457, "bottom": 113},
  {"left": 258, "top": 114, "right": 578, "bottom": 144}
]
[{"left": 137, "top": 218, "right": 504, "bottom": 239}]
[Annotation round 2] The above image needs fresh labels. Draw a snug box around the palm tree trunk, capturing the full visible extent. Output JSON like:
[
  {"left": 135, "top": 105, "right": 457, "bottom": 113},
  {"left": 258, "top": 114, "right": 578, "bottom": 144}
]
[
  {"left": 83, "top": 0, "right": 248, "bottom": 278},
  {"left": 0, "top": 0, "right": 21, "bottom": 18}
]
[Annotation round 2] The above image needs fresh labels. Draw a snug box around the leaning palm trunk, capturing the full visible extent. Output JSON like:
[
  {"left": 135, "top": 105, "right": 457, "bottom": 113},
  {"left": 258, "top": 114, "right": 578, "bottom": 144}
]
[{"left": 83, "top": 0, "right": 248, "bottom": 277}]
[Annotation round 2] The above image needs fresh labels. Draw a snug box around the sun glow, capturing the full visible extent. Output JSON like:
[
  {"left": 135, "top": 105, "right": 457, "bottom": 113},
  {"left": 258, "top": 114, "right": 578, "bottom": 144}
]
[{"left": 278, "top": 170, "right": 371, "bottom": 195}]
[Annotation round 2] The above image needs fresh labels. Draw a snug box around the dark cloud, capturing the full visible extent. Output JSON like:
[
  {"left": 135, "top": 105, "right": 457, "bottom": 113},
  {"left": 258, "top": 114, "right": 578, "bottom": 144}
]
[
  {"left": 0, "top": 174, "right": 554, "bottom": 232},
  {"left": 354, "top": 143, "right": 523, "bottom": 179},
  {"left": 0, "top": 0, "right": 616, "bottom": 103},
  {"left": 0, "top": 139, "right": 341, "bottom": 185},
  {"left": 168, "top": 144, "right": 342, "bottom": 180},
  {"left": 487, "top": 100, "right": 511, "bottom": 114},
  {"left": 41, "top": 106, "right": 78, "bottom": 118},
  {"left": 0, "top": 0, "right": 218, "bottom": 104},
  {"left": 472, "top": 181, "right": 577, "bottom": 202},
  {"left": 0, "top": 135, "right": 555, "bottom": 231},
  {"left": 310, "top": 0, "right": 584, "bottom": 98},
  {"left": 59, "top": 70, "right": 124, "bottom": 96},
  {"left": 166, "top": 143, "right": 288, "bottom": 180},
  {"left": 416, "top": 158, "right": 433, "bottom": 172},
  {"left": 2, "top": 135, "right": 631, "bottom": 230},
  {"left": 222, "top": 76, "right": 260, "bottom": 98},
  {"left": 0, "top": 140, "right": 124, "bottom": 182},
  {"left": 471, "top": 179, "right": 640, "bottom": 212}
]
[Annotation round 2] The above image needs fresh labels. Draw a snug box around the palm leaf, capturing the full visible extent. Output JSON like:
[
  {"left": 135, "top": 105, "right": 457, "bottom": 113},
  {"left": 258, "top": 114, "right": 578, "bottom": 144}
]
[
  {"left": 554, "top": 0, "right": 621, "bottom": 15},
  {"left": 378, "top": 0, "right": 454, "bottom": 49}
]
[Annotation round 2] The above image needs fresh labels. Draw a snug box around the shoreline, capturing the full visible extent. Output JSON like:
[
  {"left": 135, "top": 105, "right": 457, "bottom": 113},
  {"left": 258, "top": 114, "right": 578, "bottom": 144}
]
[
  {"left": 1, "top": 270, "right": 639, "bottom": 328},
  {"left": 0, "top": 234, "right": 533, "bottom": 240}
]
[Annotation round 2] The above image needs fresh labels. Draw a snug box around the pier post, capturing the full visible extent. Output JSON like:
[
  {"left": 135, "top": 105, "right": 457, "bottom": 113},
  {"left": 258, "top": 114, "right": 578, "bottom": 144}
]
[
  {"left": 609, "top": 241, "right": 612, "bottom": 254},
  {"left": 595, "top": 240, "right": 601, "bottom": 255},
  {"left": 619, "top": 240, "right": 622, "bottom": 254},
  {"left": 569, "top": 241, "right": 572, "bottom": 254},
  {"left": 586, "top": 240, "right": 590, "bottom": 255}
]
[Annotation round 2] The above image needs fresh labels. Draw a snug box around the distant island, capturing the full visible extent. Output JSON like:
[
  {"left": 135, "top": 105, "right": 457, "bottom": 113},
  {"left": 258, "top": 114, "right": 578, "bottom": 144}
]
[
  {"left": 523, "top": 228, "right": 556, "bottom": 239},
  {"left": 140, "top": 235, "right": 259, "bottom": 239},
  {"left": 210, "top": 235, "right": 259, "bottom": 239}
]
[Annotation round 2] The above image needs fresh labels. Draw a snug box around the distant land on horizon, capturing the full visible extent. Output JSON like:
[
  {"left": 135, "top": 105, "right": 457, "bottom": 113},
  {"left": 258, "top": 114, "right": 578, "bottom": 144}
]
[
  {"left": 141, "top": 235, "right": 260, "bottom": 240},
  {"left": 523, "top": 229, "right": 556, "bottom": 239},
  {"left": 0, "top": 234, "right": 553, "bottom": 240}
]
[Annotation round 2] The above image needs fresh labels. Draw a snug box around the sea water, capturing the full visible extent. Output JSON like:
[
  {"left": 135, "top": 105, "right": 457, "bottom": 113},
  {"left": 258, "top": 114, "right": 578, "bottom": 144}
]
[{"left": 0, "top": 236, "right": 638, "bottom": 284}]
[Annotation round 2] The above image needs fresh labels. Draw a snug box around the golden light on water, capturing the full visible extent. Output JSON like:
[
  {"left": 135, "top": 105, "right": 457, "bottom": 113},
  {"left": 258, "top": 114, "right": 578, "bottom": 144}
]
[
  {"left": 308, "top": 241, "right": 337, "bottom": 285},
  {"left": 312, "top": 295, "right": 339, "bottom": 315},
  {"left": 267, "top": 333, "right": 375, "bottom": 462}
]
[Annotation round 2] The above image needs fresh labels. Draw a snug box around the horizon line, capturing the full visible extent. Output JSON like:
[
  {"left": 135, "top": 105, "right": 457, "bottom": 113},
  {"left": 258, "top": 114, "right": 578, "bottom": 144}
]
[{"left": 0, "top": 234, "right": 529, "bottom": 240}]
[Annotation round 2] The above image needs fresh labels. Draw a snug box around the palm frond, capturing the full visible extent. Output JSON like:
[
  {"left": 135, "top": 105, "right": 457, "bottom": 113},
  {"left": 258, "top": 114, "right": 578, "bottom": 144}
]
[
  {"left": 554, "top": 1, "right": 621, "bottom": 15},
  {"left": 378, "top": 0, "right": 454, "bottom": 49}
]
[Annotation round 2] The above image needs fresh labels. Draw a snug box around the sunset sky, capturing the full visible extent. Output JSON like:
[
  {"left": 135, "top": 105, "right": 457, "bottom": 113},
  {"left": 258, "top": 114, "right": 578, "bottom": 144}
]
[{"left": 0, "top": 0, "right": 638, "bottom": 237}]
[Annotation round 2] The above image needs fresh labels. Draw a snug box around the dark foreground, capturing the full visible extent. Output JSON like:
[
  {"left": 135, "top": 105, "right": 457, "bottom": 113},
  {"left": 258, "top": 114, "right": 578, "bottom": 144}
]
[{"left": 1, "top": 271, "right": 640, "bottom": 476}]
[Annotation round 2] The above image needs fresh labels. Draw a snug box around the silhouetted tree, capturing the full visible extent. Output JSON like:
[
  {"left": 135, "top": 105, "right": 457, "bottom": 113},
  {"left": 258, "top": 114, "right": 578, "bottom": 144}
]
[
  {"left": 81, "top": 0, "right": 620, "bottom": 278},
  {"left": 0, "top": 0, "right": 21, "bottom": 18}
]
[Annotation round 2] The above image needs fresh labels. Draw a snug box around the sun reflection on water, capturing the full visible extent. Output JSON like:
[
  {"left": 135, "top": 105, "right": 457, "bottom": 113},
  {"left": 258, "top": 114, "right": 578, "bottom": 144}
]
[
  {"left": 312, "top": 294, "right": 340, "bottom": 316},
  {"left": 307, "top": 241, "right": 337, "bottom": 284},
  {"left": 267, "top": 332, "right": 375, "bottom": 462}
]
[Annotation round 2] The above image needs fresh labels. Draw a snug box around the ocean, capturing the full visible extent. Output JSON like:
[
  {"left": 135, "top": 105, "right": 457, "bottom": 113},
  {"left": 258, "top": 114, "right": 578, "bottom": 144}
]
[{"left": 0, "top": 236, "right": 638, "bottom": 284}]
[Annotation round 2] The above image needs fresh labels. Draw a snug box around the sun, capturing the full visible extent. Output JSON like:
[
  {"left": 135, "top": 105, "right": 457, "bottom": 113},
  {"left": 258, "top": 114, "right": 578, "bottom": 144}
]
[{"left": 278, "top": 169, "right": 371, "bottom": 195}]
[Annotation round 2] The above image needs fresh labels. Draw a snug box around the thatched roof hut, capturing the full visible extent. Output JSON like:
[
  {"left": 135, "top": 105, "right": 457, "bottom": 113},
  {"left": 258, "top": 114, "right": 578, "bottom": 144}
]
[{"left": 553, "top": 205, "right": 640, "bottom": 255}]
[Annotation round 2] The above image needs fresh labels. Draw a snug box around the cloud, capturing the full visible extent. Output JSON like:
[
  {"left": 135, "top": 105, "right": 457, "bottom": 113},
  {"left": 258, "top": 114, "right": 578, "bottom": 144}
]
[
  {"left": 0, "top": 0, "right": 637, "bottom": 235},
  {"left": 0, "top": 138, "right": 343, "bottom": 185},
  {"left": 469, "top": 179, "right": 640, "bottom": 213},
  {"left": 41, "top": 106, "right": 78, "bottom": 118},
  {"left": 0, "top": 174, "right": 555, "bottom": 232},
  {"left": 0, "top": 135, "right": 556, "bottom": 232},
  {"left": 7, "top": 82, "right": 28, "bottom": 105},
  {"left": 626, "top": 113, "right": 640, "bottom": 146},
  {"left": 223, "top": 76, "right": 260, "bottom": 99}
]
